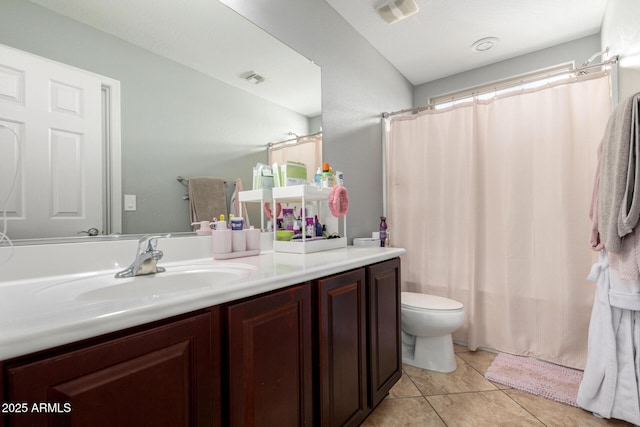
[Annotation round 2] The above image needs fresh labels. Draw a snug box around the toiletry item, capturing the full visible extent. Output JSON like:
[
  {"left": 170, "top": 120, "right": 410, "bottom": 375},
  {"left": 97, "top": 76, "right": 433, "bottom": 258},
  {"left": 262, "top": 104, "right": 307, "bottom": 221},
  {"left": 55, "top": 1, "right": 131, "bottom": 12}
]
[
  {"left": 230, "top": 215, "right": 245, "bottom": 252},
  {"left": 246, "top": 226, "right": 261, "bottom": 251},
  {"left": 329, "top": 185, "right": 349, "bottom": 217},
  {"left": 272, "top": 162, "right": 281, "bottom": 187},
  {"left": 231, "top": 216, "right": 244, "bottom": 230},
  {"left": 276, "top": 230, "right": 295, "bottom": 241},
  {"left": 305, "top": 217, "right": 314, "bottom": 237},
  {"left": 353, "top": 237, "right": 379, "bottom": 247},
  {"left": 335, "top": 171, "right": 344, "bottom": 186},
  {"left": 293, "top": 219, "right": 301, "bottom": 235},
  {"left": 283, "top": 208, "right": 295, "bottom": 230},
  {"left": 191, "top": 221, "right": 212, "bottom": 236},
  {"left": 218, "top": 214, "right": 227, "bottom": 229},
  {"left": 252, "top": 166, "right": 258, "bottom": 190},
  {"left": 232, "top": 229, "right": 246, "bottom": 252},
  {"left": 385, "top": 231, "right": 391, "bottom": 247},
  {"left": 315, "top": 216, "right": 323, "bottom": 237},
  {"left": 321, "top": 162, "right": 334, "bottom": 188},
  {"left": 314, "top": 167, "right": 322, "bottom": 187},
  {"left": 379, "top": 216, "right": 387, "bottom": 248},
  {"left": 253, "top": 163, "right": 274, "bottom": 190},
  {"left": 280, "top": 161, "right": 307, "bottom": 186},
  {"left": 212, "top": 225, "right": 232, "bottom": 254}
]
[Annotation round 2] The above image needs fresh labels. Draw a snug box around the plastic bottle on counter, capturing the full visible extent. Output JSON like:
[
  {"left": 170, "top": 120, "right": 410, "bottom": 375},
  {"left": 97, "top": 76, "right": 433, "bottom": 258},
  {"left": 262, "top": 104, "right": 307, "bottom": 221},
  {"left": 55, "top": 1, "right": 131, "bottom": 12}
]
[
  {"left": 315, "top": 216, "right": 323, "bottom": 237},
  {"left": 212, "top": 216, "right": 231, "bottom": 254},
  {"left": 246, "top": 226, "right": 261, "bottom": 251},
  {"left": 283, "top": 208, "right": 295, "bottom": 230},
  {"left": 379, "top": 216, "right": 387, "bottom": 248},
  {"left": 230, "top": 216, "right": 244, "bottom": 230},
  {"left": 321, "top": 162, "right": 334, "bottom": 188}
]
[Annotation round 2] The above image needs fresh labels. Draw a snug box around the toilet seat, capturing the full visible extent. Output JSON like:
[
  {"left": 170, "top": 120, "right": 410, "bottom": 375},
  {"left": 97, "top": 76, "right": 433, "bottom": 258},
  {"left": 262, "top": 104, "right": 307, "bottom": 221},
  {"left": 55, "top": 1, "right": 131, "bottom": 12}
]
[{"left": 401, "top": 292, "right": 463, "bottom": 311}]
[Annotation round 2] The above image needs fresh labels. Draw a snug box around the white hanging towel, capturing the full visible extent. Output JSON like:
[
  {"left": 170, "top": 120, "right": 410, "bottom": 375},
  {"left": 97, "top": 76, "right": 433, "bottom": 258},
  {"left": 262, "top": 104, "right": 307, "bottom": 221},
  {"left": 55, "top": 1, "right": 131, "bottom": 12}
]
[{"left": 577, "top": 250, "right": 640, "bottom": 425}]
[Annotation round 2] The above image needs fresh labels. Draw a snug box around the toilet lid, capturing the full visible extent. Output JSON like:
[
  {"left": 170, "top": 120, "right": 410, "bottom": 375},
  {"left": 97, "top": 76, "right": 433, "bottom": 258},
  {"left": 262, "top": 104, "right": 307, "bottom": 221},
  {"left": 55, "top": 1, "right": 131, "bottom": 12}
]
[{"left": 401, "top": 292, "right": 463, "bottom": 311}]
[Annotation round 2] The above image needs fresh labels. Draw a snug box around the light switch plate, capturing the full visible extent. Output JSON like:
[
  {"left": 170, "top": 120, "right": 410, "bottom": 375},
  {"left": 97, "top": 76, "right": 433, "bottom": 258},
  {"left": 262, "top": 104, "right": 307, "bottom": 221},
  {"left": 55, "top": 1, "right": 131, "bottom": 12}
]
[{"left": 124, "top": 194, "right": 137, "bottom": 211}]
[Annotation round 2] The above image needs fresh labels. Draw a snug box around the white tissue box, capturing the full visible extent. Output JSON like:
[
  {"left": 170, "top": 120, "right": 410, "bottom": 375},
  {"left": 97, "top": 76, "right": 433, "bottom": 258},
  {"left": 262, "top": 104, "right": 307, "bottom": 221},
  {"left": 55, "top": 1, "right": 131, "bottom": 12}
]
[{"left": 353, "top": 238, "right": 379, "bottom": 247}]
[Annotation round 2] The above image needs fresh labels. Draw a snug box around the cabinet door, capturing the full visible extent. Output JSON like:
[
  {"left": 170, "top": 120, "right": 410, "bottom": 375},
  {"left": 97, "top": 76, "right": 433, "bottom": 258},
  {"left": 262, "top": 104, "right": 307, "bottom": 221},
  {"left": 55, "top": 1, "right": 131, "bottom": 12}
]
[
  {"left": 6, "top": 313, "right": 212, "bottom": 427},
  {"left": 227, "top": 284, "right": 313, "bottom": 427},
  {"left": 318, "top": 268, "right": 368, "bottom": 427},
  {"left": 367, "top": 258, "right": 402, "bottom": 408}
]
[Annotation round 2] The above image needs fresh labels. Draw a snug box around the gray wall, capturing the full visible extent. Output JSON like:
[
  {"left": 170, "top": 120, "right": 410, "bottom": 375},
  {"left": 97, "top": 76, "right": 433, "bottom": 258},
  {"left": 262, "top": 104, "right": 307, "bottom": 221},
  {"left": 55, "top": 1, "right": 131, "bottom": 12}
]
[
  {"left": 414, "top": 34, "right": 602, "bottom": 105},
  {"left": 0, "top": 0, "right": 310, "bottom": 235},
  {"left": 220, "top": 0, "right": 414, "bottom": 241}
]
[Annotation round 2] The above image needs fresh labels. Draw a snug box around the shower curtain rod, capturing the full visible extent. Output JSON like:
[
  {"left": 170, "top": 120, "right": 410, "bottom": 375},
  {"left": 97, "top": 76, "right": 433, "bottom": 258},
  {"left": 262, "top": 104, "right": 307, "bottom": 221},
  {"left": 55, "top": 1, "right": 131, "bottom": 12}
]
[
  {"left": 382, "top": 56, "right": 619, "bottom": 119},
  {"left": 267, "top": 131, "right": 322, "bottom": 147}
]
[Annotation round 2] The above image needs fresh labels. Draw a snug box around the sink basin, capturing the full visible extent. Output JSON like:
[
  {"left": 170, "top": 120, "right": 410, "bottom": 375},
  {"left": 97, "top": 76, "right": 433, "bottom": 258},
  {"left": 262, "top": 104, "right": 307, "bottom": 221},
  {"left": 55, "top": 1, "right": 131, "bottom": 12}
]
[{"left": 36, "top": 263, "right": 257, "bottom": 302}]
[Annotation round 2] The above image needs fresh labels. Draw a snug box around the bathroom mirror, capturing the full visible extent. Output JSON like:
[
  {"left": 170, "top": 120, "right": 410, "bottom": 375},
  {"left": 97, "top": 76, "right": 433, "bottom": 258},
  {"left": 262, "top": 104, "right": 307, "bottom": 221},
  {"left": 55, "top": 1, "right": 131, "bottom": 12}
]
[{"left": 0, "top": 0, "right": 321, "bottom": 243}]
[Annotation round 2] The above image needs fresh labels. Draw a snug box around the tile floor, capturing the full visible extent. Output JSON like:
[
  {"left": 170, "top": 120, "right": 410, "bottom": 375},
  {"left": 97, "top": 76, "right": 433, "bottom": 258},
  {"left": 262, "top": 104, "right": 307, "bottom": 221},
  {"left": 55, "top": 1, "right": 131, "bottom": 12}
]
[{"left": 362, "top": 345, "right": 635, "bottom": 426}]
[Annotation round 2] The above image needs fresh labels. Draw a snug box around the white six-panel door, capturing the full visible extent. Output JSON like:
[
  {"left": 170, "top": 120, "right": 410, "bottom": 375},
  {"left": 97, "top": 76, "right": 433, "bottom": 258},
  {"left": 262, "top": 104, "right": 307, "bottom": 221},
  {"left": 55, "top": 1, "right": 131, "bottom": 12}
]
[{"left": 0, "top": 44, "right": 106, "bottom": 239}]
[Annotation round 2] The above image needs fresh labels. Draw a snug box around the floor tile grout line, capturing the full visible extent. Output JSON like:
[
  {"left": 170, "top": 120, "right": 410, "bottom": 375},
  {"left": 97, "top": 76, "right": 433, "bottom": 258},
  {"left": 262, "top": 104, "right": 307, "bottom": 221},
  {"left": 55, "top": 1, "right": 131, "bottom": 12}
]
[
  {"left": 498, "top": 387, "right": 549, "bottom": 427},
  {"left": 456, "top": 352, "right": 549, "bottom": 425},
  {"left": 401, "top": 369, "right": 449, "bottom": 426}
]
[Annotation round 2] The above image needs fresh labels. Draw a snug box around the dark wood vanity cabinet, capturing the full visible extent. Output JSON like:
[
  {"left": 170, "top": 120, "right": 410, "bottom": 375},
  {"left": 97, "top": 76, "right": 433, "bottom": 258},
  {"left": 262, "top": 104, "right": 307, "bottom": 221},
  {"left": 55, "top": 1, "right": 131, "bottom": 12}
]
[
  {"left": 3, "top": 311, "right": 216, "bottom": 427},
  {"left": 226, "top": 283, "right": 314, "bottom": 427},
  {"left": 318, "top": 268, "right": 369, "bottom": 426},
  {"left": 1, "top": 257, "right": 401, "bottom": 427},
  {"left": 366, "top": 258, "right": 402, "bottom": 408},
  {"left": 317, "top": 258, "right": 402, "bottom": 426}
]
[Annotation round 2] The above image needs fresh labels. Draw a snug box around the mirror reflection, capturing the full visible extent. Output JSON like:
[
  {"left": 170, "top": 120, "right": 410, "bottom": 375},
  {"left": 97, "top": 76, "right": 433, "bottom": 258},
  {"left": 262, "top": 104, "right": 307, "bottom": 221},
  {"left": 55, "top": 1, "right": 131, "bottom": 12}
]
[{"left": 0, "top": 0, "right": 321, "bottom": 242}]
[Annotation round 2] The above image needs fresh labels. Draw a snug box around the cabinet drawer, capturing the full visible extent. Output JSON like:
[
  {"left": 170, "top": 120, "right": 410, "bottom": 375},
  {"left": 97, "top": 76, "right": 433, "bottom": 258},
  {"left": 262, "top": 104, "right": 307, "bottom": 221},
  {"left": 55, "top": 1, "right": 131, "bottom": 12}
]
[{"left": 5, "top": 313, "right": 212, "bottom": 427}]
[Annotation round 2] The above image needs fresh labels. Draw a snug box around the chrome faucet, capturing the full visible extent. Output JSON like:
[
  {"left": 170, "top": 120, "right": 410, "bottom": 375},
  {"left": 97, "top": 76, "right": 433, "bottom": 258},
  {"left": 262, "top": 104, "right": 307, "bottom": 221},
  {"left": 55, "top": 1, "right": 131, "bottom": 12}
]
[{"left": 115, "top": 234, "right": 170, "bottom": 278}]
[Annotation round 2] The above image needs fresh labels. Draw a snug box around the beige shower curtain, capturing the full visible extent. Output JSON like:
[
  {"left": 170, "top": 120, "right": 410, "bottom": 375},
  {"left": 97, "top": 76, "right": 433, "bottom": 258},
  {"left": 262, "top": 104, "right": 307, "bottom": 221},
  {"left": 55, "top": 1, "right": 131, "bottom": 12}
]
[{"left": 386, "top": 73, "right": 612, "bottom": 369}]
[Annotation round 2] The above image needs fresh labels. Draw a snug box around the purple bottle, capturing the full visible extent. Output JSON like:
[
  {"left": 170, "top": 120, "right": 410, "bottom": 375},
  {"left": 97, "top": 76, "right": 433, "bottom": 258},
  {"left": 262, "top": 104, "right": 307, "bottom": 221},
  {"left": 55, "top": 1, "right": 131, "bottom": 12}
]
[{"left": 379, "top": 216, "right": 387, "bottom": 247}]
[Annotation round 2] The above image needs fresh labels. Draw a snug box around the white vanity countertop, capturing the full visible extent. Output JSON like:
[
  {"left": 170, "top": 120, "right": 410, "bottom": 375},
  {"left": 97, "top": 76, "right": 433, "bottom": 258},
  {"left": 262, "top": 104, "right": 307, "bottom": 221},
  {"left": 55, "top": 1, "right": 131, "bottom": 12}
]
[{"left": 0, "top": 245, "right": 405, "bottom": 360}]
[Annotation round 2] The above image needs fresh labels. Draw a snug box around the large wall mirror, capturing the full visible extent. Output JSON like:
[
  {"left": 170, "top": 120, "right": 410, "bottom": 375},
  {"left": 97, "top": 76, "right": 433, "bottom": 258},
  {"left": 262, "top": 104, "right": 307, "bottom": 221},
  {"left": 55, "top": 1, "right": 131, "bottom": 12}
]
[{"left": 0, "top": 0, "right": 321, "bottom": 243}]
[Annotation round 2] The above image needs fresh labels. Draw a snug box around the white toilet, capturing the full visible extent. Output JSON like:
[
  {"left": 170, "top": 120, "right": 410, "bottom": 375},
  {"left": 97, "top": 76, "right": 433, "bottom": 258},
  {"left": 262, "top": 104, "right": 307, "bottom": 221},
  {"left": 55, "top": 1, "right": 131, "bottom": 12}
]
[{"left": 401, "top": 292, "right": 465, "bottom": 373}]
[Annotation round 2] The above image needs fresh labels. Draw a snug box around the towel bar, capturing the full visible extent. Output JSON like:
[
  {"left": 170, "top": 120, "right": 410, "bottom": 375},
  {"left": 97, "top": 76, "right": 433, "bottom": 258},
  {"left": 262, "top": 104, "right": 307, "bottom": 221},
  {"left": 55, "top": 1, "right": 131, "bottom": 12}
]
[{"left": 177, "top": 176, "right": 227, "bottom": 186}]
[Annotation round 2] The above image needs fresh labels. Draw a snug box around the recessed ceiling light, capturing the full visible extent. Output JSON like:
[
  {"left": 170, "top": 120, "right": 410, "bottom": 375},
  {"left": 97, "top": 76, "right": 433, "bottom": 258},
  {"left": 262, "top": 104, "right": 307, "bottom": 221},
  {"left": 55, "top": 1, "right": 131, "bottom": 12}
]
[{"left": 471, "top": 37, "right": 499, "bottom": 53}]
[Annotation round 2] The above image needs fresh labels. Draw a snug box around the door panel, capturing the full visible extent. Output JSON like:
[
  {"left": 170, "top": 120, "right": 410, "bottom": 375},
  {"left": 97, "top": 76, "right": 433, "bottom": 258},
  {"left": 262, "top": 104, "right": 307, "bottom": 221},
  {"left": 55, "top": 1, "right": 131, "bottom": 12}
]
[
  {"left": 318, "top": 268, "right": 368, "bottom": 427},
  {"left": 227, "top": 284, "right": 313, "bottom": 427},
  {"left": 5, "top": 313, "right": 212, "bottom": 427},
  {"left": 367, "top": 258, "right": 402, "bottom": 408},
  {"left": 0, "top": 44, "right": 104, "bottom": 238}
]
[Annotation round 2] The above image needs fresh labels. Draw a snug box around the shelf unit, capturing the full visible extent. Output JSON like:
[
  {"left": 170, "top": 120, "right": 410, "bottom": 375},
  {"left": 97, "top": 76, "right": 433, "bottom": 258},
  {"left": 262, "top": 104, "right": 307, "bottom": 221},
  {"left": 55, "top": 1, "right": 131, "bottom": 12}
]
[
  {"left": 271, "top": 185, "right": 347, "bottom": 254},
  {"left": 238, "top": 188, "right": 272, "bottom": 232}
]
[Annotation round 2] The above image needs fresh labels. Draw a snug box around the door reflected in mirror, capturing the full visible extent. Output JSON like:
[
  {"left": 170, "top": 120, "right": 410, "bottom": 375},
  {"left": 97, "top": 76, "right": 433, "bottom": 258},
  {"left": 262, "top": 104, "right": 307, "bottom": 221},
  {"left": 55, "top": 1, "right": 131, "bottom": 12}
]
[{"left": 0, "top": 0, "right": 321, "bottom": 243}]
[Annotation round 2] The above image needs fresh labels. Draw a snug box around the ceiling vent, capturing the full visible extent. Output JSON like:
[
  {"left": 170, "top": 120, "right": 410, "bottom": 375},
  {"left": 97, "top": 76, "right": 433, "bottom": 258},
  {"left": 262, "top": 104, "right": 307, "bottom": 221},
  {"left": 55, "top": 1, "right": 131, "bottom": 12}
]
[
  {"left": 243, "top": 72, "right": 265, "bottom": 84},
  {"left": 375, "top": 0, "right": 420, "bottom": 24}
]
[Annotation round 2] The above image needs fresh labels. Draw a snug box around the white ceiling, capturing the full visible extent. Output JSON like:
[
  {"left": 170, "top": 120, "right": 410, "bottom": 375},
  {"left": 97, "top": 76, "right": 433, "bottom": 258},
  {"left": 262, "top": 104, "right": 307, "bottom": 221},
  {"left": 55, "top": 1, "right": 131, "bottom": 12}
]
[
  {"left": 26, "top": 0, "right": 609, "bottom": 113},
  {"left": 27, "top": 0, "right": 322, "bottom": 117},
  {"left": 325, "top": 0, "right": 609, "bottom": 85}
]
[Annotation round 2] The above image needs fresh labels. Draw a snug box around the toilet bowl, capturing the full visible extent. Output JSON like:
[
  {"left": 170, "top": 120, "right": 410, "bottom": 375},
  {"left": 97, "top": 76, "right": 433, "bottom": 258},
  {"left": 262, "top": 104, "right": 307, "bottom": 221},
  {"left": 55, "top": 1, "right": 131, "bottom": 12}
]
[{"left": 401, "top": 292, "right": 465, "bottom": 373}]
